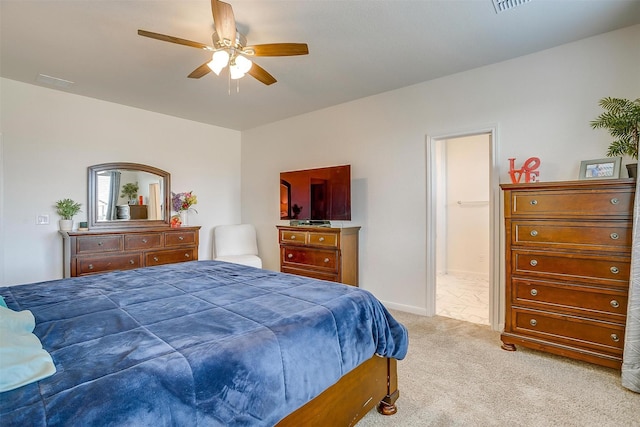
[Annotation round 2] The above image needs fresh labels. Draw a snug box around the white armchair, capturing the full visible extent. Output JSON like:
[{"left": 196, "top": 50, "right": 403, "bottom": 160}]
[{"left": 213, "top": 224, "right": 262, "bottom": 268}]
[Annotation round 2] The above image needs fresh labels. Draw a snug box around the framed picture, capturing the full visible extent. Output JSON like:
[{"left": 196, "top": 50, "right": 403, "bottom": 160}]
[{"left": 578, "top": 157, "right": 622, "bottom": 180}]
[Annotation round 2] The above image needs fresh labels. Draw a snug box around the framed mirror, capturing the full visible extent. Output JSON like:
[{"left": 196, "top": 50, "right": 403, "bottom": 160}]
[{"left": 88, "top": 163, "right": 171, "bottom": 229}]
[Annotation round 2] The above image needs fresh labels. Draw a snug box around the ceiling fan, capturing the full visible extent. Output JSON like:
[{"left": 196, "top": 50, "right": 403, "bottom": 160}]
[{"left": 138, "top": 0, "right": 309, "bottom": 85}]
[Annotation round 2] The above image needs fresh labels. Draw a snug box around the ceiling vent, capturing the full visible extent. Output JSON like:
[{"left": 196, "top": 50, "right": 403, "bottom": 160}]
[
  {"left": 492, "top": 0, "right": 532, "bottom": 13},
  {"left": 36, "top": 74, "right": 74, "bottom": 89}
]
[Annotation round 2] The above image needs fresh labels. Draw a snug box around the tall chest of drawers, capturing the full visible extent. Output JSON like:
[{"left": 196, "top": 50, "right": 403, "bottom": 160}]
[
  {"left": 60, "top": 226, "right": 200, "bottom": 277},
  {"left": 500, "top": 179, "right": 634, "bottom": 369},
  {"left": 277, "top": 226, "right": 360, "bottom": 286}
]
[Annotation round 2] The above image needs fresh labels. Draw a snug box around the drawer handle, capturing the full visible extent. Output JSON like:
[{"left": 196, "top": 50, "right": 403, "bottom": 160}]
[
  {"left": 319, "top": 237, "right": 325, "bottom": 242},
  {"left": 129, "top": 260, "right": 135, "bottom": 265},
  {"left": 184, "top": 253, "right": 190, "bottom": 258},
  {"left": 153, "top": 256, "right": 159, "bottom": 262},
  {"left": 290, "top": 235, "right": 296, "bottom": 239},
  {"left": 88, "top": 264, "right": 94, "bottom": 270},
  {"left": 530, "top": 259, "right": 538, "bottom": 267},
  {"left": 530, "top": 199, "right": 538, "bottom": 205},
  {"left": 97, "top": 241, "right": 103, "bottom": 246},
  {"left": 610, "top": 266, "right": 619, "bottom": 274},
  {"left": 288, "top": 253, "right": 293, "bottom": 259},
  {"left": 610, "top": 198, "right": 619, "bottom": 205},
  {"left": 324, "top": 258, "right": 330, "bottom": 263},
  {"left": 142, "top": 238, "right": 148, "bottom": 243},
  {"left": 611, "top": 334, "right": 620, "bottom": 342},
  {"left": 610, "top": 233, "right": 619, "bottom": 240},
  {"left": 530, "top": 230, "right": 538, "bottom": 237},
  {"left": 530, "top": 319, "right": 537, "bottom": 327},
  {"left": 610, "top": 300, "right": 620, "bottom": 308},
  {"left": 178, "top": 236, "right": 184, "bottom": 241},
  {"left": 530, "top": 289, "right": 538, "bottom": 296}
]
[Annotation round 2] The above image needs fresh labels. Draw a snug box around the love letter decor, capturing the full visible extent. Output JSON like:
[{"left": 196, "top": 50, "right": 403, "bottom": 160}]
[{"left": 509, "top": 157, "right": 540, "bottom": 183}]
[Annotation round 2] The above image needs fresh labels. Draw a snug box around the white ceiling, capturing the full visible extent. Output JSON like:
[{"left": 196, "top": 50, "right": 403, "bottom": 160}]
[{"left": 2, "top": 1, "right": 639, "bottom": 131}]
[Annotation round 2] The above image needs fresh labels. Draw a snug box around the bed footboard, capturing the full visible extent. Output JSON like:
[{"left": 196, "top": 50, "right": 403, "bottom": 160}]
[{"left": 276, "top": 355, "right": 399, "bottom": 426}]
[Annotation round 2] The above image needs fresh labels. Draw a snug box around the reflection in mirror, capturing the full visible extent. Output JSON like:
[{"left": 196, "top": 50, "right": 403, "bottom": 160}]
[
  {"left": 96, "top": 170, "right": 163, "bottom": 221},
  {"left": 88, "top": 163, "right": 171, "bottom": 229}
]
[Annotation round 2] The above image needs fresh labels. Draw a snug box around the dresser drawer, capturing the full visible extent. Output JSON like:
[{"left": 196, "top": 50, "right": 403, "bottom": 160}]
[
  {"left": 77, "top": 254, "right": 141, "bottom": 275},
  {"left": 76, "top": 235, "right": 123, "bottom": 254},
  {"left": 281, "top": 266, "right": 338, "bottom": 282},
  {"left": 146, "top": 249, "right": 196, "bottom": 266},
  {"left": 281, "top": 247, "right": 338, "bottom": 272},
  {"left": 165, "top": 231, "right": 197, "bottom": 246},
  {"left": 512, "top": 221, "right": 631, "bottom": 252},
  {"left": 512, "top": 249, "right": 630, "bottom": 287},
  {"left": 512, "top": 278, "right": 628, "bottom": 320},
  {"left": 279, "top": 230, "right": 307, "bottom": 245},
  {"left": 308, "top": 232, "right": 338, "bottom": 247},
  {"left": 509, "top": 188, "right": 633, "bottom": 218},
  {"left": 124, "top": 233, "right": 162, "bottom": 250},
  {"left": 511, "top": 308, "right": 625, "bottom": 354}
]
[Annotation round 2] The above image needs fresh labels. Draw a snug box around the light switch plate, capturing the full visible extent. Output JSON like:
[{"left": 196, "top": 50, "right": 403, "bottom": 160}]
[{"left": 36, "top": 214, "right": 49, "bottom": 225}]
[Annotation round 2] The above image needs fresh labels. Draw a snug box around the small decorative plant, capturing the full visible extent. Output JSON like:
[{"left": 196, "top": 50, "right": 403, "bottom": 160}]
[
  {"left": 120, "top": 182, "right": 139, "bottom": 204},
  {"left": 55, "top": 198, "right": 82, "bottom": 220},
  {"left": 590, "top": 97, "right": 640, "bottom": 160}
]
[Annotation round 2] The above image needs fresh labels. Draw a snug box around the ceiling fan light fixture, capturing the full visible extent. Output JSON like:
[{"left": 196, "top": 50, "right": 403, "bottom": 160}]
[
  {"left": 235, "top": 55, "right": 253, "bottom": 74},
  {"left": 208, "top": 50, "right": 230, "bottom": 75},
  {"left": 228, "top": 55, "right": 253, "bottom": 80},
  {"left": 229, "top": 64, "right": 245, "bottom": 80}
]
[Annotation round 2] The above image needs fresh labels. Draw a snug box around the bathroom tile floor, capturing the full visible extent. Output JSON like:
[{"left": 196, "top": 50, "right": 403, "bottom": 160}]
[{"left": 436, "top": 272, "right": 490, "bottom": 325}]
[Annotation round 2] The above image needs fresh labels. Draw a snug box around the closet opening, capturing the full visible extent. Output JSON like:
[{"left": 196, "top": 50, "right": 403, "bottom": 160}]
[{"left": 426, "top": 128, "right": 500, "bottom": 330}]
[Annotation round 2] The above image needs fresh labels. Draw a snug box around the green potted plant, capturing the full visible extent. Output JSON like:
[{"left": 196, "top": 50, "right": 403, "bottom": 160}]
[
  {"left": 55, "top": 198, "right": 82, "bottom": 231},
  {"left": 590, "top": 97, "right": 640, "bottom": 178},
  {"left": 120, "top": 182, "right": 139, "bottom": 205}
]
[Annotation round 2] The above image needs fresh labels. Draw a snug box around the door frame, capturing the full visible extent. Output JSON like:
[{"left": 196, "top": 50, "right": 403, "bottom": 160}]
[{"left": 425, "top": 125, "right": 501, "bottom": 331}]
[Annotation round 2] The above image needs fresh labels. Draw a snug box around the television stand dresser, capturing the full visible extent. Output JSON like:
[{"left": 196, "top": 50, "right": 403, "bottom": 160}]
[
  {"left": 60, "top": 226, "right": 200, "bottom": 278},
  {"left": 277, "top": 225, "right": 360, "bottom": 286},
  {"left": 500, "top": 179, "right": 634, "bottom": 369}
]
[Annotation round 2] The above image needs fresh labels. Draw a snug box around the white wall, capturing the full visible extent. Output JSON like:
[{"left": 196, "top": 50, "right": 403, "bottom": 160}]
[
  {"left": 241, "top": 25, "right": 640, "bottom": 315},
  {"left": 0, "top": 79, "right": 242, "bottom": 286}
]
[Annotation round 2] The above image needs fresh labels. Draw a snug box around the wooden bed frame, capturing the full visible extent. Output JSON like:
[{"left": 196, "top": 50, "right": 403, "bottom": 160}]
[{"left": 277, "top": 356, "right": 399, "bottom": 426}]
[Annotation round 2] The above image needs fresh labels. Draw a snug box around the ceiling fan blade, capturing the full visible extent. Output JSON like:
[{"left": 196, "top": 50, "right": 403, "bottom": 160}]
[
  {"left": 188, "top": 62, "right": 212, "bottom": 79},
  {"left": 211, "top": 0, "right": 236, "bottom": 46},
  {"left": 247, "top": 43, "right": 309, "bottom": 57},
  {"left": 247, "top": 63, "right": 277, "bottom": 85},
  {"left": 138, "top": 29, "right": 213, "bottom": 51}
]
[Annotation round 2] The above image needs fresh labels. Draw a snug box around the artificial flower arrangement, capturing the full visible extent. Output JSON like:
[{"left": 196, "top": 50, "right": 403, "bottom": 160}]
[{"left": 171, "top": 191, "right": 198, "bottom": 213}]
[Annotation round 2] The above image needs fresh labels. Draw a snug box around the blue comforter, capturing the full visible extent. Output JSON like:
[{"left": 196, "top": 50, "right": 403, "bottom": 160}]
[{"left": 0, "top": 261, "right": 408, "bottom": 426}]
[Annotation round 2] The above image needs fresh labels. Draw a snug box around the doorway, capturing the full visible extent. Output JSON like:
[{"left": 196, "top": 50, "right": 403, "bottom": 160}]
[{"left": 426, "top": 128, "right": 500, "bottom": 330}]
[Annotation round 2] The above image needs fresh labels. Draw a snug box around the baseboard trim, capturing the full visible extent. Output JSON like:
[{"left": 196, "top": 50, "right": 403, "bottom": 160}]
[{"left": 380, "top": 301, "right": 428, "bottom": 316}]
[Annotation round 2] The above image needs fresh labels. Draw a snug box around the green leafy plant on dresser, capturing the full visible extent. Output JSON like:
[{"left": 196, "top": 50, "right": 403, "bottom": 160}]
[
  {"left": 591, "top": 97, "right": 640, "bottom": 177},
  {"left": 55, "top": 198, "right": 82, "bottom": 231}
]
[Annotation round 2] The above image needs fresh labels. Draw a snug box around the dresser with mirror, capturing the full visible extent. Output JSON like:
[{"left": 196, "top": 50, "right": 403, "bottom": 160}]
[{"left": 60, "top": 162, "right": 200, "bottom": 277}]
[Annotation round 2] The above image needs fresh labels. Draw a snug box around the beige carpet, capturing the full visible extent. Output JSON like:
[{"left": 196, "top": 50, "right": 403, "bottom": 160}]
[{"left": 358, "top": 311, "right": 639, "bottom": 427}]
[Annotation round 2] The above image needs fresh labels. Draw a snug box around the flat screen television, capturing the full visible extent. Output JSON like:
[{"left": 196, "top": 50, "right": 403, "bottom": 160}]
[{"left": 280, "top": 165, "right": 351, "bottom": 223}]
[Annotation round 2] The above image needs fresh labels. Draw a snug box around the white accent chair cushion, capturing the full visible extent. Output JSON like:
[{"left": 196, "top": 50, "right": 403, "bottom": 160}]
[{"left": 213, "top": 224, "right": 263, "bottom": 268}]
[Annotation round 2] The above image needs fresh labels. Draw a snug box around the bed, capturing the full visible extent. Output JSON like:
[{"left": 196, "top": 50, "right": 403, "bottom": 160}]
[{"left": 0, "top": 260, "right": 408, "bottom": 426}]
